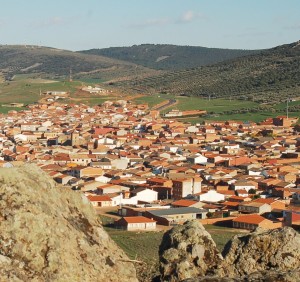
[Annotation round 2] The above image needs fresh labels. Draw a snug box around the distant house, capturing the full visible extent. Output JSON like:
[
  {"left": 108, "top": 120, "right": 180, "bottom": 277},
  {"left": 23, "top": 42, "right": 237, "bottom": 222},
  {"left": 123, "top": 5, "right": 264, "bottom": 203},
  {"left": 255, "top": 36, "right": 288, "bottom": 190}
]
[
  {"left": 86, "top": 195, "right": 112, "bottom": 207},
  {"left": 130, "top": 187, "right": 158, "bottom": 203},
  {"left": 144, "top": 207, "right": 207, "bottom": 225},
  {"left": 232, "top": 214, "right": 282, "bottom": 230},
  {"left": 238, "top": 201, "right": 271, "bottom": 214},
  {"left": 171, "top": 199, "right": 201, "bottom": 208},
  {"left": 115, "top": 216, "right": 156, "bottom": 231},
  {"left": 172, "top": 177, "right": 202, "bottom": 200},
  {"left": 186, "top": 154, "right": 208, "bottom": 165},
  {"left": 196, "top": 190, "right": 225, "bottom": 203}
]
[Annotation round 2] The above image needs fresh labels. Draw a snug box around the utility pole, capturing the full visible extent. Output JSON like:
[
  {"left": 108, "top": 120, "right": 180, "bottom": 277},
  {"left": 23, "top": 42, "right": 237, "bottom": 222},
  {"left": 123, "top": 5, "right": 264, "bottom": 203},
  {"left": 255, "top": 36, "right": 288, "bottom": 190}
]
[
  {"left": 286, "top": 98, "right": 289, "bottom": 119},
  {"left": 69, "top": 68, "right": 73, "bottom": 82}
]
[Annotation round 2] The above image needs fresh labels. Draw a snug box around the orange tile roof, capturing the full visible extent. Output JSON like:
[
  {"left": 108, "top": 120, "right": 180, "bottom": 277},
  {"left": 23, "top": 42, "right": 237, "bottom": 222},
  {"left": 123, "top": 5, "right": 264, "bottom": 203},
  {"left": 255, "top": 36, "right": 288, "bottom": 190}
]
[
  {"left": 171, "top": 199, "right": 198, "bottom": 207},
  {"left": 222, "top": 201, "right": 240, "bottom": 207},
  {"left": 122, "top": 216, "right": 156, "bottom": 223},
  {"left": 87, "top": 195, "right": 112, "bottom": 202},
  {"left": 233, "top": 214, "right": 266, "bottom": 224}
]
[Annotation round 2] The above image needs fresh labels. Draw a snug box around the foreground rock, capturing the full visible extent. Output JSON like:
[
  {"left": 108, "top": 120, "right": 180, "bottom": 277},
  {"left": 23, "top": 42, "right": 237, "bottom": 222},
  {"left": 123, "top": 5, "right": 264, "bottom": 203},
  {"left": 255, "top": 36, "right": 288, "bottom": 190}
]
[
  {"left": 159, "top": 220, "right": 223, "bottom": 281},
  {"left": 0, "top": 165, "right": 138, "bottom": 282},
  {"left": 219, "top": 227, "right": 300, "bottom": 277},
  {"left": 183, "top": 269, "right": 300, "bottom": 282}
]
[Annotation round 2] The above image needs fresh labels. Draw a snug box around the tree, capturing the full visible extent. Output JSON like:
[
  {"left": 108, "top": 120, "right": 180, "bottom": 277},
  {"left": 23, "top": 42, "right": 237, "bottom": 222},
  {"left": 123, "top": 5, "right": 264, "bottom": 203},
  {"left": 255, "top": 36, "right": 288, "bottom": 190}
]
[{"left": 248, "top": 188, "right": 256, "bottom": 194}]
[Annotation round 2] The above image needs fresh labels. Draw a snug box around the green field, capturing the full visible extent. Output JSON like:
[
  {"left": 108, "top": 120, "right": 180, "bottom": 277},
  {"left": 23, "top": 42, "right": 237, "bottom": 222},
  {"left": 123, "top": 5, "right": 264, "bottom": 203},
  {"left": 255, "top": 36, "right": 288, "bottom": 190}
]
[
  {"left": 174, "top": 97, "right": 258, "bottom": 113},
  {"left": 103, "top": 219, "right": 244, "bottom": 281},
  {"left": 0, "top": 76, "right": 81, "bottom": 104},
  {"left": 133, "top": 94, "right": 170, "bottom": 107},
  {"left": 1, "top": 77, "right": 298, "bottom": 123},
  {"left": 131, "top": 95, "right": 300, "bottom": 123}
]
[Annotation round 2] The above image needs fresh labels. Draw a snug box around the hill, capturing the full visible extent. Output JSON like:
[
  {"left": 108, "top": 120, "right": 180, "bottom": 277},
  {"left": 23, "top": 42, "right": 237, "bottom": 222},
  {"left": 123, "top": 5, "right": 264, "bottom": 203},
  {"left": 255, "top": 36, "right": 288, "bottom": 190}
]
[
  {"left": 79, "top": 44, "right": 259, "bottom": 70},
  {"left": 113, "top": 41, "right": 300, "bottom": 103},
  {"left": 0, "top": 45, "right": 160, "bottom": 82}
]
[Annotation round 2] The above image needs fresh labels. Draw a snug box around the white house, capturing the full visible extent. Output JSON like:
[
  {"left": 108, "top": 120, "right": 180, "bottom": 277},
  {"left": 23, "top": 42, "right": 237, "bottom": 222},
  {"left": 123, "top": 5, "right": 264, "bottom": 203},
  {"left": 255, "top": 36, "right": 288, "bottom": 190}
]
[
  {"left": 115, "top": 216, "right": 156, "bottom": 231},
  {"left": 187, "top": 154, "right": 208, "bottom": 164},
  {"left": 95, "top": 175, "right": 111, "bottom": 183},
  {"left": 232, "top": 181, "right": 257, "bottom": 192},
  {"left": 197, "top": 190, "right": 225, "bottom": 203},
  {"left": 130, "top": 188, "right": 158, "bottom": 203}
]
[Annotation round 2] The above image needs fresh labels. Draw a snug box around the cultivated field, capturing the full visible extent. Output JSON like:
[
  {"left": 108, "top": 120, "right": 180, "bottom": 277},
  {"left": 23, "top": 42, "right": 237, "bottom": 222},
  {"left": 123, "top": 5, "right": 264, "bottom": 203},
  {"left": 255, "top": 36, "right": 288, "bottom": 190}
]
[
  {"left": 102, "top": 219, "right": 245, "bottom": 281},
  {"left": 1, "top": 77, "right": 298, "bottom": 122}
]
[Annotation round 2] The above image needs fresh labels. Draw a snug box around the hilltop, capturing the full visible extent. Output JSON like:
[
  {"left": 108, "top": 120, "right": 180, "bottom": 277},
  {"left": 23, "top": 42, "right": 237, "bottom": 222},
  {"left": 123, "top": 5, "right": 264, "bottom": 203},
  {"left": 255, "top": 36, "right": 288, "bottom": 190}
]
[
  {"left": 1, "top": 41, "right": 300, "bottom": 103},
  {"left": 79, "top": 44, "right": 259, "bottom": 70},
  {"left": 113, "top": 40, "right": 300, "bottom": 102},
  {"left": 0, "top": 45, "right": 160, "bottom": 82}
]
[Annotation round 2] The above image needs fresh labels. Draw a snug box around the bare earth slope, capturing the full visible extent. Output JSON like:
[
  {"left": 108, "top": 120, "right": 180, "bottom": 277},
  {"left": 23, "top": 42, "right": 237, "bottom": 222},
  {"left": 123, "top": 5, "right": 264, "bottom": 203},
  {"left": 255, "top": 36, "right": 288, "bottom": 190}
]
[{"left": 0, "top": 164, "right": 138, "bottom": 282}]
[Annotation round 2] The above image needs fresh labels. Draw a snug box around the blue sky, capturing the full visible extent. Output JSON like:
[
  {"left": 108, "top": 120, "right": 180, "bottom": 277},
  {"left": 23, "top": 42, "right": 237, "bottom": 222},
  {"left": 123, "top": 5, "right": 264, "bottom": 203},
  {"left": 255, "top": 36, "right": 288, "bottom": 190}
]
[{"left": 0, "top": 0, "right": 299, "bottom": 51}]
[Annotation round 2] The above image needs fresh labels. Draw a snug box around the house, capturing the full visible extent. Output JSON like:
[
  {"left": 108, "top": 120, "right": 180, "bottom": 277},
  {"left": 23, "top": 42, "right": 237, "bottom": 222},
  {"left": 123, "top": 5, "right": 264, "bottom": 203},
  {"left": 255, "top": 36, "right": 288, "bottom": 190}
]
[
  {"left": 252, "top": 198, "right": 286, "bottom": 210},
  {"left": 186, "top": 154, "right": 208, "bottom": 165},
  {"left": 115, "top": 216, "right": 156, "bottom": 231},
  {"left": 86, "top": 195, "right": 112, "bottom": 207},
  {"left": 232, "top": 214, "right": 282, "bottom": 230},
  {"left": 284, "top": 210, "right": 300, "bottom": 227},
  {"left": 172, "top": 177, "right": 202, "bottom": 199},
  {"left": 144, "top": 207, "right": 207, "bottom": 225},
  {"left": 238, "top": 201, "right": 271, "bottom": 214},
  {"left": 232, "top": 180, "right": 257, "bottom": 192},
  {"left": 196, "top": 190, "right": 225, "bottom": 203},
  {"left": 130, "top": 187, "right": 158, "bottom": 203},
  {"left": 171, "top": 199, "right": 201, "bottom": 208}
]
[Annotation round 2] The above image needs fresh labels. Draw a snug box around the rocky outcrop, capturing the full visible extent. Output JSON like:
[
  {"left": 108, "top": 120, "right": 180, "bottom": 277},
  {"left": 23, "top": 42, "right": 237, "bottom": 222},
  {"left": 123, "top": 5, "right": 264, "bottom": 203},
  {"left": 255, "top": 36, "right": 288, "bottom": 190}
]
[
  {"left": 0, "top": 164, "right": 138, "bottom": 282},
  {"left": 159, "top": 221, "right": 300, "bottom": 282},
  {"left": 219, "top": 227, "right": 300, "bottom": 277},
  {"left": 159, "top": 220, "right": 223, "bottom": 281},
  {"left": 183, "top": 269, "right": 300, "bottom": 282}
]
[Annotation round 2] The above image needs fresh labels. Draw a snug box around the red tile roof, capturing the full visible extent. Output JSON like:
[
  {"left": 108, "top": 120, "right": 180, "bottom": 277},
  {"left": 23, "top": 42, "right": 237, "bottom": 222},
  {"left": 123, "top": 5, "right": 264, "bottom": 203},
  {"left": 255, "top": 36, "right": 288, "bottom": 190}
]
[
  {"left": 86, "top": 195, "right": 112, "bottom": 202},
  {"left": 171, "top": 199, "right": 198, "bottom": 207},
  {"left": 122, "top": 216, "right": 156, "bottom": 223},
  {"left": 233, "top": 214, "right": 266, "bottom": 224}
]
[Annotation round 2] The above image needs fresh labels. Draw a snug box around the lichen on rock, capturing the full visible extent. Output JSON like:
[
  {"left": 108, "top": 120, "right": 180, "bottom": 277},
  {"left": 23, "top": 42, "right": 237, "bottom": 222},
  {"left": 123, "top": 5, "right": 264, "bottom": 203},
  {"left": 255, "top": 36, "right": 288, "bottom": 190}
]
[
  {"left": 0, "top": 164, "right": 138, "bottom": 282},
  {"left": 159, "top": 220, "right": 223, "bottom": 281}
]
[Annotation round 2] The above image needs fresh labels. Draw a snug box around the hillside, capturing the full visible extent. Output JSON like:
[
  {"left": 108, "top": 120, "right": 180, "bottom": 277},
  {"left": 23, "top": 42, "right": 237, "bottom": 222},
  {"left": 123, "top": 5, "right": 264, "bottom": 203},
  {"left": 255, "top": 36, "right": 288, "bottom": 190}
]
[
  {"left": 0, "top": 45, "right": 160, "bottom": 82},
  {"left": 113, "top": 41, "right": 300, "bottom": 102},
  {"left": 79, "top": 44, "right": 259, "bottom": 70}
]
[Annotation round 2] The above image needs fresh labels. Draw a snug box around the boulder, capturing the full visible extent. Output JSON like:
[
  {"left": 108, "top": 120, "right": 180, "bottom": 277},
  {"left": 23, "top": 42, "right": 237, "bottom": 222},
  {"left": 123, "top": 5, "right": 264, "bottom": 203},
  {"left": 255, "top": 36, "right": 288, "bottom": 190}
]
[
  {"left": 0, "top": 164, "right": 138, "bottom": 282},
  {"left": 183, "top": 269, "right": 300, "bottom": 282},
  {"left": 219, "top": 227, "right": 300, "bottom": 277},
  {"left": 159, "top": 220, "right": 223, "bottom": 281}
]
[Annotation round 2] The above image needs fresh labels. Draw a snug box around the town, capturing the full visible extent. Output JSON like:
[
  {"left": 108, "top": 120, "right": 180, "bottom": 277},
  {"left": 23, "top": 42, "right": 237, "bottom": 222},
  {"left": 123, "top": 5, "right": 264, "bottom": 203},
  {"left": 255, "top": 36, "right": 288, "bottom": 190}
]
[{"left": 1, "top": 99, "right": 300, "bottom": 232}]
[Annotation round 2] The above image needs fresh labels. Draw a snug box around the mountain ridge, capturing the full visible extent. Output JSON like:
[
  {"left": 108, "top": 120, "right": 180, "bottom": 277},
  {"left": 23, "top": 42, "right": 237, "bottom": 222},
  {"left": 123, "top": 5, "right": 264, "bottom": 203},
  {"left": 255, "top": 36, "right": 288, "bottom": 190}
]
[
  {"left": 113, "top": 40, "right": 300, "bottom": 102},
  {"left": 79, "top": 44, "right": 260, "bottom": 70}
]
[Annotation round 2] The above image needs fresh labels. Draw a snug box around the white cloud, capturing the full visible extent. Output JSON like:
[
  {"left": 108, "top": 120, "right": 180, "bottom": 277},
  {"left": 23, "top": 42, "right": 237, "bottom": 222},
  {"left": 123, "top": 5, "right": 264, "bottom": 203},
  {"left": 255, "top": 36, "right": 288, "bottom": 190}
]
[
  {"left": 177, "top": 10, "right": 207, "bottom": 24},
  {"left": 181, "top": 11, "right": 195, "bottom": 23},
  {"left": 129, "top": 10, "right": 207, "bottom": 29}
]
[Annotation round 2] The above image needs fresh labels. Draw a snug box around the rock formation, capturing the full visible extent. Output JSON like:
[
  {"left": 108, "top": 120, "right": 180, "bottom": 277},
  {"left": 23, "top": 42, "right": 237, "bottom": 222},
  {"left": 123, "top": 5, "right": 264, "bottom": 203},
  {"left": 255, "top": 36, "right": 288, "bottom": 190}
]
[
  {"left": 219, "top": 226, "right": 300, "bottom": 277},
  {"left": 159, "top": 220, "right": 223, "bottom": 281},
  {"left": 183, "top": 269, "right": 300, "bottom": 282},
  {"left": 159, "top": 220, "right": 300, "bottom": 282},
  {"left": 0, "top": 164, "right": 138, "bottom": 282}
]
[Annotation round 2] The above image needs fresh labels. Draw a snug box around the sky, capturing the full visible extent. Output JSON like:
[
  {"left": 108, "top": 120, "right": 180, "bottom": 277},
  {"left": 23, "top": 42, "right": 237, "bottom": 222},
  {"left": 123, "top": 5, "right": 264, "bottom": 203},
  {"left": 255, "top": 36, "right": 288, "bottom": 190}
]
[{"left": 0, "top": 0, "right": 300, "bottom": 51}]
